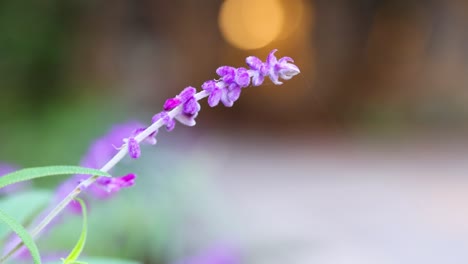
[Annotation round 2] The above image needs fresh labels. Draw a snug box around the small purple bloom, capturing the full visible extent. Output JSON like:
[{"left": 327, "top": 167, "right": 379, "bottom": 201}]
[
  {"left": 127, "top": 137, "right": 141, "bottom": 159},
  {"left": 227, "top": 83, "right": 241, "bottom": 102},
  {"left": 163, "top": 86, "right": 198, "bottom": 112},
  {"left": 79, "top": 122, "right": 143, "bottom": 169},
  {"left": 216, "top": 66, "right": 236, "bottom": 83},
  {"left": 203, "top": 50, "right": 299, "bottom": 108},
  {"left": 184, "top": 97, "right": 199, "bottom": 115},
  {"left": 202, "top": 80, "right": 222, "bottom": 107},
  {"left": 265, "top": 49, "right": 300, "bottom": 85},
  {"left": 235, "top": 67, "right": 250, "bottom": 88},
  {"left": 246, "top": 56, "right": 267, "bottom": 86},
  {"left": 54, "top": 121, "right": 143, "bottom": 207},
  {"left": 164, "top": 97, "right": 182, "bottom": 111},
  {"left": 98, "top": 173, "right": 136, "bottom": 193},
  {"left": 203, "top": 81, "right": 238, "bottom": 108},
  {"left": 277, "top": 56, "right": 300, "bottom": 80},
  {"left": 245, "top": 56, "right": 263, "bottom": 70},
  {"left": 152, "top": 111, "right": 176, "bottom": 132},
  {"left": 179, "top": 86, "right": 197, "bottom": 101},
  {"left": 169, "top": 86, "right": 201, "bottom": 126}
]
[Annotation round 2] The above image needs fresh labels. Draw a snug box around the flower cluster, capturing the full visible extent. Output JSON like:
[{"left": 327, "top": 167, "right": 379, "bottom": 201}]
[
  {"left": 127, "top": 49, "right": 300, "bottom": 159},
  {"left": 202, "top": 49, "right": 300, "bottom": 107},
  {"left": 23, "top": 50, "right": 299, "bottom": 215}
]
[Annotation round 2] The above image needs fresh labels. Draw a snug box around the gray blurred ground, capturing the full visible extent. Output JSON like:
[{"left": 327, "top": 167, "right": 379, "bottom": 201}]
[{"left": 188, "top": 134, "right": 468, "bottom": 264}]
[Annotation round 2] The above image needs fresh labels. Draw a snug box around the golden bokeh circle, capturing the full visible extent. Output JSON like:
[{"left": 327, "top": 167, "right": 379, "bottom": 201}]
[{"left": 219, "top": 0, "right": 285, "bottom": 50}]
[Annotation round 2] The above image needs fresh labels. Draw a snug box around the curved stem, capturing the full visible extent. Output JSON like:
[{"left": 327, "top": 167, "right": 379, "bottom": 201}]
[{"left": 1, "top": 91, "right": 209, "bottom": 262}]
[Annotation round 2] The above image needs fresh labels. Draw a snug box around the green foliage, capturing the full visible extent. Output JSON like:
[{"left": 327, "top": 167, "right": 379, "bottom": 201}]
[
  {"left": 0, "top": 190, "right": 51, "bottom": 240},
  {"left": 0, "top": 166, "right": 111, "bottom": 189},
  {"left": 62, "top": 199, "right": 87, "bottom": 264},
  {"left": 0, "top": 208, "right": 41, "bottom": 264}
]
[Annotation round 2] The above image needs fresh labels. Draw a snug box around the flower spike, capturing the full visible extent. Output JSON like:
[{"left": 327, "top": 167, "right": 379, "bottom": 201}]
[{"left": 2, "top": 50, "right": 300, "bottom": 263}]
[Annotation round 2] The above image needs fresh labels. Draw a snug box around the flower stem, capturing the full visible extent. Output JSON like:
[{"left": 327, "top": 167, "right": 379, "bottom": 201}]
[{"left": 1, "top": 91, "right": 210, "bottom": 262}]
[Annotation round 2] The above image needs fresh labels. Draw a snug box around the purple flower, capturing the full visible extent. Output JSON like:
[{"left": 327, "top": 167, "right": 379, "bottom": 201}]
[
  {"left": 165, "top": 87, "right": 201, "bottom": 126},
  {"left": 202, "top": 80, "right": 223, "bottom": 107},
  {"left": 265, "top": 49, "right": 300, "bottom": 85},
  {"left": 127, "top": 137, "right": 141, "bottom": 159},
  {"left": 216, "top": 66, "right": 249, "bottom": 88},
  {"left": 203, "top": 50, "right": 300, "bottom": 108},
  {"left": 246, "top": 55, "right": 268, "bottom": 86},
  {"left": 98, "top": 173, "right": 136, "bottom": 193},
  {"left": 235, "top": 67, "right": 250, "bottom": 88},
  {"left": 152, "top": 111, "right": 176, "bottom": 132},
  {"left": 216, "top": 66, "right": 236, "bottom": 84},
  {"left": 164, "top": 97, "right": 182, "bottom": 111},
  {"left": 202, "top": 80, "right": 240, "bottom": 108},
  {"left": 79, "top": 122, "right": 143, "bottom": 169},
  {"left": 55, "top": 121, "right": 144, "bottom": 209},
  {"left": 246, "top": 49, "right": 300, "bottom": 86}
]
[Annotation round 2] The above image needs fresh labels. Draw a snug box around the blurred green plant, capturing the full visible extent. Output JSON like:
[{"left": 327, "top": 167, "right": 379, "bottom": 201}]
[
  {"left": 61, "top": 198, "right": 87, "bottom": 264},
  {"left": 0, "top": 207, "right": 41, "bottom": 263}
]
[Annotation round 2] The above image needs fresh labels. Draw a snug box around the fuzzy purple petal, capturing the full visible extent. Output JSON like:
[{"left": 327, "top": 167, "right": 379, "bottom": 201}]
[
  {"left": 266, "top": 49, "right": 278, "bottom": 66},
  {"left": 247, "top": 70, "right": 260, "bottom": 86},
  {"left": 166, "top": 118, "right": 176, "bottom": 131},
  {"left": 278, "top": 62, "right": 300, "bottom": 80},
  {"left": 145, "top": 130, "right": 158, "bottom": 145},
  {"left": 279, "top": 56, "right": 294, "bottom": 64},
  {"left": 228, "top": 85, "right": 241, "bottom": 102},
  {"left": 153, "top": 112, "right": 176, "bottom": 131},
  {"left": 183, "top": 97, "right": 199, "bottom": 115},
  {"left": 246, "top": 56, "right": 263, "bottom": 70},
  {"left": 103, "top": 173, "right": 136, "bottom": 192},
  {"left": 127, "top": 138, "right": 141, "bottom": 159},
  {"left": 175, "top": 113, "right": 197, "bottom": 126},
  {"left": 220, "top": 89, "right": 234, "bottom": 107},
  {"left": 250, "top": 71, "right": 264, "bottom": 86},
  {"left": 202, "top": 80, "right": 218, "bottom": 92},
  {"left": 269, "top": 70, "right": 282, "bottom": 85},
  {"left": 152, "top": 112, "right": 164, "bottom": 123},
  {"left": 164, "top": 98, "right": 182, "bottom": 111},
  {"left": 216, "top": 66, "right": 236, "bottom": 83},
  {"left": 235, "top": 67, "right": 250, "bottom": 87},
  {"left": 208, "top": 89, "right": 222, "bottom": 107},
  {"left": 179, "top": 86, "right": 197, "bottom": 101}
]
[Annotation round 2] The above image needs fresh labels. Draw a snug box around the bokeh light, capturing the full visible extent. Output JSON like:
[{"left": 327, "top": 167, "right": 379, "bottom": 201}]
[
  {"left": 277, "top": 0, "right": 306, "bottom": 40},
  {"left": 218, "top": 0, "right": 284, "bottom": 50}
]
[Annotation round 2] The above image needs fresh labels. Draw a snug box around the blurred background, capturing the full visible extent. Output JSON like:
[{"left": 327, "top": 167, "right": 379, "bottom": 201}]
[{"left": 1, "top": 0, "right": 468, "bottom": 263}]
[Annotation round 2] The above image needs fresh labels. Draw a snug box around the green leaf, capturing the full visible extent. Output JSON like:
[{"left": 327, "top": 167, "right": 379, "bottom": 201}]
[
  {"left": 62, "top": 198, "right": 87, "bottom": 264},
  {"left": 0, "top": 166, "right": 111, "bottom": 189},
  {"left": 0, "top": 190, "right": 52, "bottom": 240},
  {"left": 0, "top": 209, "right": 41, "bottom": 264}
]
